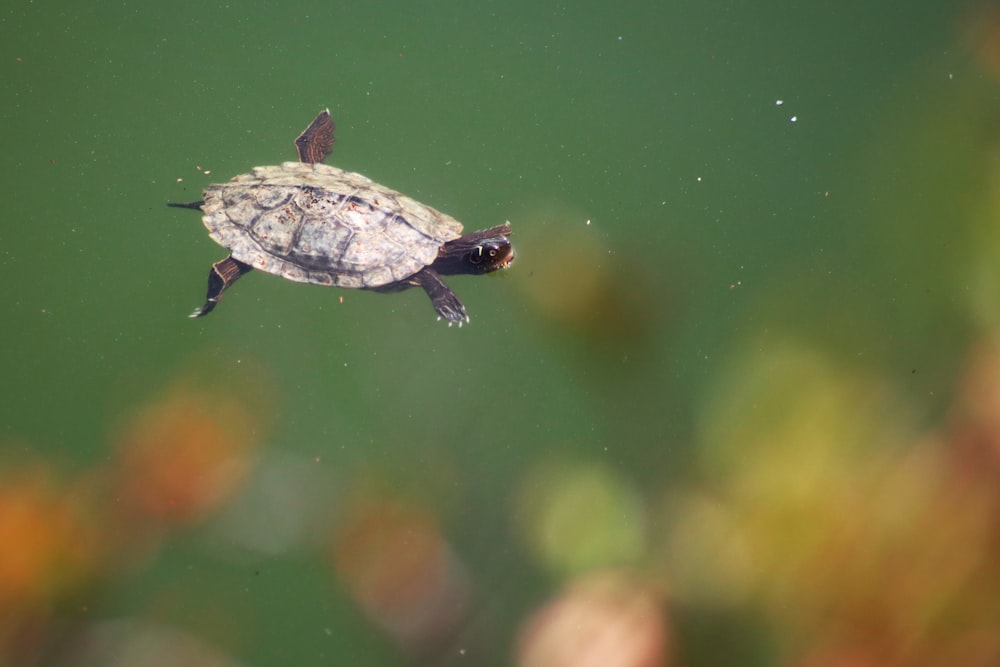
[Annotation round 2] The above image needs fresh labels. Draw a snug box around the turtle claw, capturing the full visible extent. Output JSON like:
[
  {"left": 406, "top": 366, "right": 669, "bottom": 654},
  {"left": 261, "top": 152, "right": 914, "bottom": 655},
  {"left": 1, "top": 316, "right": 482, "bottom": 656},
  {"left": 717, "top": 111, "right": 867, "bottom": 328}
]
[{"left": 189, "top": 299, "right": 218, "bottom": 318}]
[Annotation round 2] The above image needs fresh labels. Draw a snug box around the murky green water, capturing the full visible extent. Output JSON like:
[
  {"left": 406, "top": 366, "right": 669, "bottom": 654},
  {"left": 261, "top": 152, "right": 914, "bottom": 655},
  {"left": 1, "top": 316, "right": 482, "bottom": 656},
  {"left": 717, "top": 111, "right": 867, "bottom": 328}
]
[{"left": 3, "top": 1, "right": 1000, "bottom": 665}]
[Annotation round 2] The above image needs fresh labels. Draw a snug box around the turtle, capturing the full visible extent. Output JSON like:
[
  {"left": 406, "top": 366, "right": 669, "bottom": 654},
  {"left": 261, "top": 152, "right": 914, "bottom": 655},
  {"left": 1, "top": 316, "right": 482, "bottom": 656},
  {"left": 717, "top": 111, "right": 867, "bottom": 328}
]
[{"left": 169, "top": 109, "right": 514, "bottom": 324}]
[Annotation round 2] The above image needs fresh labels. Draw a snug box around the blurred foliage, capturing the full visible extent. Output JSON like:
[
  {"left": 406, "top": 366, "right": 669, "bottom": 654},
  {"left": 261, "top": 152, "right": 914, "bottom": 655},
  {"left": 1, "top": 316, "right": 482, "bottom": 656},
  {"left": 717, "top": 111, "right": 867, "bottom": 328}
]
[{"left": 0, "top": 376, "right": 268, "bottom": 665}]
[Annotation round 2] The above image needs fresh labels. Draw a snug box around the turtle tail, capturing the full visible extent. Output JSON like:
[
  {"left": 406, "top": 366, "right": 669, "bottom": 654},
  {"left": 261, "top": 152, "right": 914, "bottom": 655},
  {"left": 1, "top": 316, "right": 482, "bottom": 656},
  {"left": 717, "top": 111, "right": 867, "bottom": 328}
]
[{"left": 167, "top": 200, "right": 205, "bottom": 211}]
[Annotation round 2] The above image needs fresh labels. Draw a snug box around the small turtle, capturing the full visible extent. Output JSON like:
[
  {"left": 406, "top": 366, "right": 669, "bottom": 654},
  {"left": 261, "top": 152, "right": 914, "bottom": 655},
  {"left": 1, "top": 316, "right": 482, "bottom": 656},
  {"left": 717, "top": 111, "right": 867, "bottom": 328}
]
[{"left": 170, "top": 110, "right": 513, "bottom": 324}]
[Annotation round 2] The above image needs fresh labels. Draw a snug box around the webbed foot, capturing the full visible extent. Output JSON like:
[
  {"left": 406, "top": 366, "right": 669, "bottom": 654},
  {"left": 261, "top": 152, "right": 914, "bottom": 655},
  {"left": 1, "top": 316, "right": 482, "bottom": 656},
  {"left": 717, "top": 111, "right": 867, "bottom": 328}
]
[
  {"left": 412, "top": 268, "right": 468, "bottom": 324},
  {"left": 191, "top": 256, "right": 252, "bottom": 318}
]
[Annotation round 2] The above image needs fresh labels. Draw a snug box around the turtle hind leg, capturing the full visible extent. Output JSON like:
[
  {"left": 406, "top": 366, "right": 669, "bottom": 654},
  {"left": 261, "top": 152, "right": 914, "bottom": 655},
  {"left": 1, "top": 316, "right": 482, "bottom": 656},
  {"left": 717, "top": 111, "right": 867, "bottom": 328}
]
[
  {"left": 410, "top": 268, "right": 468, "bottom": 325},
  {"left": 190, "top": 256, "right": 253, "bottom": 318},
  {"left": 294, "top": 109, "right": 335, "bottom": 164}
]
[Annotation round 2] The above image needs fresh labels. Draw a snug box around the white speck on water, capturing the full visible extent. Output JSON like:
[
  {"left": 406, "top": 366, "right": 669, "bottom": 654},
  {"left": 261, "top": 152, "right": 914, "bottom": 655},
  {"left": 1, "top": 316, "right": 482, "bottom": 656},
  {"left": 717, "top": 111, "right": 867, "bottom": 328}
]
[
  {"left": 775, "top": 99, "right": 783, "bottom": 106},
  {"left": 790, "top": 116, "right": 797, "bottom": 123}
]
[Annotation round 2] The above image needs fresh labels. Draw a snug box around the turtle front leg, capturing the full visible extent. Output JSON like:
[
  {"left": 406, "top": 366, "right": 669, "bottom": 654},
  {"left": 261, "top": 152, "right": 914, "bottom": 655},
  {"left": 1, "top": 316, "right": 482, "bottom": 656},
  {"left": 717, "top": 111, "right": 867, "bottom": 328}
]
[
  {"left": 190, "top": 256, "right": 253, "bottom": 318},
  {"left": 410, "top": 268, "right": 468, "bottom": 324}
]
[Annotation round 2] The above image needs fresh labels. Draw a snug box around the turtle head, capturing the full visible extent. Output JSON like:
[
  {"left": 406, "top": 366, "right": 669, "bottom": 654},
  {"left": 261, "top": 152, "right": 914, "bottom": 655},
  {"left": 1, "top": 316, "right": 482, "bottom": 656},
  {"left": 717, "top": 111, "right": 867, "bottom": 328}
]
[{"left": 433, "top": 223, "right": 514, "bottom": 276}]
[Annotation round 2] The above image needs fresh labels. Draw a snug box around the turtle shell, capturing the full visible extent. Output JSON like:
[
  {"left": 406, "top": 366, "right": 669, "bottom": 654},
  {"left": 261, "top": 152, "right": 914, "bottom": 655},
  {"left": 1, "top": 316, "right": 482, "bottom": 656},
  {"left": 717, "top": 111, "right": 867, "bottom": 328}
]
[{"left": 201, "top": 161, "right": 465, "bottom": 289}]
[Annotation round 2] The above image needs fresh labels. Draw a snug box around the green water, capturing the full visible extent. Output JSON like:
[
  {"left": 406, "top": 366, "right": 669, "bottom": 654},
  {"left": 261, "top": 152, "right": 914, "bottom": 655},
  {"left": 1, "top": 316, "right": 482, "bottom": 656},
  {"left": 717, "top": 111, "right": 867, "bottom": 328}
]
[{"left": 3, "top": 1, "right": 999, "bottom": 665}]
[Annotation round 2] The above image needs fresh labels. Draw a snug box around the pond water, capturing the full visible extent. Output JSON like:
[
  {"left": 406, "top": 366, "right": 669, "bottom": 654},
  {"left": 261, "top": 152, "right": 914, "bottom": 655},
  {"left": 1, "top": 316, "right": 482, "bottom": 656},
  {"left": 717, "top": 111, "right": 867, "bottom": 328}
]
[{"left": 2, "top": 1, "right": 1000, "bottom": 665}]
